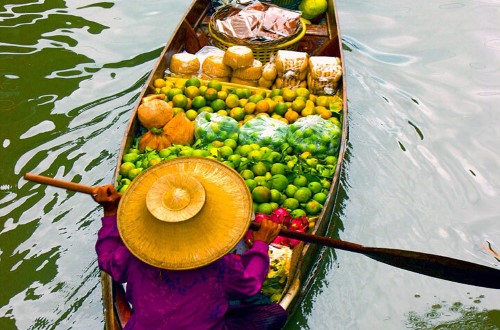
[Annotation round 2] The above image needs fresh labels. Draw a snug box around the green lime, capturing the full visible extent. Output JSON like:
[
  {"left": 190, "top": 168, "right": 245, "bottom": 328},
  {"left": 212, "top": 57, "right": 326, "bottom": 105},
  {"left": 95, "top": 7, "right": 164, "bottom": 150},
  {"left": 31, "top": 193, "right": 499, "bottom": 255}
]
[
  {"left": 285, "top": 184, "right": 298, "bottom": 198},
  {"left": 210, "top": 99, "right": 226, "bottom": 111},
  {"left": 245, "top": 179, "right": 257, "bottom": 191},
  {"left": 313, "top": 192, "right": 328, "bottom": 204},
  {"left": 308, "top": 181, "right": 323, "bottom": 194},
  {"left": 252, "top": 186, "right": 272, "bottom": 203},
  {"left": 282, "top": 198, "right": 299, "bottom": 210},
  {"left": 293, "top": 175, "right": 308, "bottom": 187},
  {"left": 270, "top": 163, "right": 287, "bottom": 175},
  {"left": 258, "top": 203, "right": 274, "bottom": 215},
  {"left": 240, "top": 169, "right": 254, "bottom": 180},
  {"left": 119, "top": 162, "right": 135, "bottom": 176},
  {"left": 192, "top": 96, "right": 207, "bottom": 109},
  {"left": 271, "top": 174, "right": 288, "bottom": 192},
  {"left": 207, "top": 80, "right": 223, "bottom": 91},
  {"left": 294, "top": 187, "right": 312, "bottom": 203},
  {"left": 305, "top": 200, "right": 323, "bottom": 215},
  {"left": 185, "top": 77, "right": 201, "bottom": 88},
  {"left": 251, "top": 162, "right": 269, "bottom": 176}
]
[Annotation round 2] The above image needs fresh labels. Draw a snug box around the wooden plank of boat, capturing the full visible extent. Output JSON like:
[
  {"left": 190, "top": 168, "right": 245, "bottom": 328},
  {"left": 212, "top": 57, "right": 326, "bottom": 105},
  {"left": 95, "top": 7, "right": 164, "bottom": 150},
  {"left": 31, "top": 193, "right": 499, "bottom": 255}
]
[{"left": 103, "top": 0, "right": 348, "bottom": 328}]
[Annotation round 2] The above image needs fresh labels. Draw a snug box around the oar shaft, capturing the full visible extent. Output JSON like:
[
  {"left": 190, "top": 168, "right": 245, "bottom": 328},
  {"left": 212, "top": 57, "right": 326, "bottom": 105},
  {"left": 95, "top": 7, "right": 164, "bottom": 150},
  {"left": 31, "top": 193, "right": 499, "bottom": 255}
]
[
  {"left": 23, "top": 174, "right": 500, "bottom": 289},
  {"left": 249, "top": 221, "right": 365, "bottom": 252},
  {"left": 24, "top": 173, "right": 95, "bottom": 195}
]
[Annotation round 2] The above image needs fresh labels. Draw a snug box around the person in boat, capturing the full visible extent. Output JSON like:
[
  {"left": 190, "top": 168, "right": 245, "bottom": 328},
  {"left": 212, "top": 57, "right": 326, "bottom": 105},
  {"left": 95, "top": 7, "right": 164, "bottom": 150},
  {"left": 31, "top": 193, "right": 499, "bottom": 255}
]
[{"left": 92, "top": 157, "right": 288, "bottom": 329}]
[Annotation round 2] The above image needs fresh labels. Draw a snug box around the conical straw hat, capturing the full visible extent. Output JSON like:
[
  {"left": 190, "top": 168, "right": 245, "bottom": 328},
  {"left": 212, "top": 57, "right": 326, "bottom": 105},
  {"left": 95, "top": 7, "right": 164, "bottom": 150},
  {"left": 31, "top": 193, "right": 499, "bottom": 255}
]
[{"left": 117, "top": 157, "right": 253, "bottom": 270}]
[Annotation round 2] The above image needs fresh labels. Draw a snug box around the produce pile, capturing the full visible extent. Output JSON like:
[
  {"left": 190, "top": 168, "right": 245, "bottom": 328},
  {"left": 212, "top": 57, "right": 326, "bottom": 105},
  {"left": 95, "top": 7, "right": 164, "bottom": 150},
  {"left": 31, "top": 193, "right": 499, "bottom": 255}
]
[{"left": 117, "top": 75, "right": 342, "bottom": 301}]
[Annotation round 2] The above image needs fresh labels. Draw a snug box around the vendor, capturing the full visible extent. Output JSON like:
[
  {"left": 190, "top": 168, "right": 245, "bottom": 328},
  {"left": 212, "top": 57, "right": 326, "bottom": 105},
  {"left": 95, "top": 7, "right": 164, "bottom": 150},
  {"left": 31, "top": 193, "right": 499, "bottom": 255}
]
[{"left": 93, "top": 157, "right": 288, "bottom": 329}]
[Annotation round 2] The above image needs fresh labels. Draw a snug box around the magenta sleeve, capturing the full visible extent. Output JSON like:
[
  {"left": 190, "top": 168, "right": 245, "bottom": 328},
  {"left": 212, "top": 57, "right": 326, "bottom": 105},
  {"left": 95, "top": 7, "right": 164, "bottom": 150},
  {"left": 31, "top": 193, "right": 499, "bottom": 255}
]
[
  {"left": 224, "top": 240, "right": 270, "bottom": 299},
  {"left": 95, "top": 215, "right": 132, "bottom": 283}
]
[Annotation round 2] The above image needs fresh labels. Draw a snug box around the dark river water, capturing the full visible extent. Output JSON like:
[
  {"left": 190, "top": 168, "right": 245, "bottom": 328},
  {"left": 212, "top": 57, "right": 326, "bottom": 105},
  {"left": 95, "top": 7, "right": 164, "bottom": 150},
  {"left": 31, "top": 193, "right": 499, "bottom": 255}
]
[{"left": 1, "top": 0, "right": 499, "bottom": 329}]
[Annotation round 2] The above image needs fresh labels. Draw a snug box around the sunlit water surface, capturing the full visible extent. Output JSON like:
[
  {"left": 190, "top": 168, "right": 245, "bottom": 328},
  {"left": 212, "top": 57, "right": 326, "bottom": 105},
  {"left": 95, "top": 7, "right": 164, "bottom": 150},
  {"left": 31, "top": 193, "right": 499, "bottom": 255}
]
[{"left": 0, "top": 0, "right": 499, "bottom": 329}]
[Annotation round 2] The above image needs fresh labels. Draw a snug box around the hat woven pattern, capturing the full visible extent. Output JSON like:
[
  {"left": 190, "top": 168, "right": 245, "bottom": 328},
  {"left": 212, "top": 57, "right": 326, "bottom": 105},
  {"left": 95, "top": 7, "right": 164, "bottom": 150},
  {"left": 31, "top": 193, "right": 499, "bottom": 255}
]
[{"left": 117, "top": 157, "right": 253, "bottom": 270}]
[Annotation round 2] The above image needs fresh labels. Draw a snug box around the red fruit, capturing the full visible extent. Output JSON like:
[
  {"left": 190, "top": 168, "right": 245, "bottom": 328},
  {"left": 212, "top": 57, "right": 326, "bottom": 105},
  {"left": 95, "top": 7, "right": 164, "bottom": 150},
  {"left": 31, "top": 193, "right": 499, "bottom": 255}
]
[
  {"left": 290, "top": 216, "right": 309, "bottom": 231},
  {"left": 270, "top": 208, "right": 292, "bottom": 227},
  {"left": 272, "top": 236, "right": 290, "bottom": 247},
  {"left": 254, "top": 213, "right": 271, "bottom": 223}
]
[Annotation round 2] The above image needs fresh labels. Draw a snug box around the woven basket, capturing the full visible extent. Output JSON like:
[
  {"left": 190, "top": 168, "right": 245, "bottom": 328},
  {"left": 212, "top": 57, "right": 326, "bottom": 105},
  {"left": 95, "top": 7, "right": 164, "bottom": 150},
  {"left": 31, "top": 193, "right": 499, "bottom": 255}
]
[{"left": 209, "top": 4, "right": 306, "bottom": 63}]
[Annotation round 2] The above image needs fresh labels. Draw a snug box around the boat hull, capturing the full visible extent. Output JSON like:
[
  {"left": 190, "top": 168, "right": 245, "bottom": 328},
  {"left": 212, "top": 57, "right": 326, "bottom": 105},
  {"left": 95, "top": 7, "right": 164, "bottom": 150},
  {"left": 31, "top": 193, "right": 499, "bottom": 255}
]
[{"left": 104, "top": 0, "right": 347, "bottom": 328}]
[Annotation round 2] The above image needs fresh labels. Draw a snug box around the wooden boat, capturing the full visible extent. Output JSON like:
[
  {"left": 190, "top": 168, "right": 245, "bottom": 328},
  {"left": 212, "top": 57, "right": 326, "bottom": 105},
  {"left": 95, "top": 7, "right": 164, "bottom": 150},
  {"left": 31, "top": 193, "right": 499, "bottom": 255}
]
[{"left": 102, "top": 0, "right": 348, "bottom": 328}]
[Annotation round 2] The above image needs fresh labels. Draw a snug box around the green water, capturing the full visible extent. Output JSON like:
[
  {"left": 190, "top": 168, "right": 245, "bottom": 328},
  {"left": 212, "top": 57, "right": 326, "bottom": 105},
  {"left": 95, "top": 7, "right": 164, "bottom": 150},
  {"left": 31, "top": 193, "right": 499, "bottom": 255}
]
[{"left": 0, "top": 0, "right": 499, "bottom": 329}]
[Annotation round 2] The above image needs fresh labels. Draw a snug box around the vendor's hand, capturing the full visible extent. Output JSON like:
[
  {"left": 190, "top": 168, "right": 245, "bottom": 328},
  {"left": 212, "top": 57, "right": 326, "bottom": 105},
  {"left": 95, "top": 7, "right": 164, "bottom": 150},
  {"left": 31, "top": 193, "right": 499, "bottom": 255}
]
[
  {"left": 253, "top": 219, "right": 281, "bottom": 245},
  {"left": 92, "top": 185, "right": 121, "bottom": 216}
]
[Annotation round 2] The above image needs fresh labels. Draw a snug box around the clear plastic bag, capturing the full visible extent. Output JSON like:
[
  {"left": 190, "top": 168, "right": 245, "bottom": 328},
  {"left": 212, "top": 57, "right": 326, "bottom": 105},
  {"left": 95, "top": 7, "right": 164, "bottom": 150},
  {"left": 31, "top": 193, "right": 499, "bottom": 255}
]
[
  {"left": 238, "top": 116, "right": 288, "bottom": 148},
  {"left": 194, "top": 111, "right": 239, "bottom": 145},
  {"left": 286, "top": 115, "right": 341, "bottom": 158}
]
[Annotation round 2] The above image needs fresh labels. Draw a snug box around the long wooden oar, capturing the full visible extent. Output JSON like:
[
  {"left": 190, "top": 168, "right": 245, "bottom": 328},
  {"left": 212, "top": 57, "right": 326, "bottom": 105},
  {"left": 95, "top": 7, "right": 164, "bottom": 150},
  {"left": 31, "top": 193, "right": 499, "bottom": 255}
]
[{"left": 24, "top": 173, "right": 500, "bottom": 289}]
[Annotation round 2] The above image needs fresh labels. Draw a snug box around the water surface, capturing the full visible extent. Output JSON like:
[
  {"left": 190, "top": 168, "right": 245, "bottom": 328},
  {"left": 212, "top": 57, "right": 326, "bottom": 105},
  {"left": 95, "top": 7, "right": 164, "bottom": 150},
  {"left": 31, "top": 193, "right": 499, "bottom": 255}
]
[{"left": 0, "top": 0, "right": 499, "bottom": 329}]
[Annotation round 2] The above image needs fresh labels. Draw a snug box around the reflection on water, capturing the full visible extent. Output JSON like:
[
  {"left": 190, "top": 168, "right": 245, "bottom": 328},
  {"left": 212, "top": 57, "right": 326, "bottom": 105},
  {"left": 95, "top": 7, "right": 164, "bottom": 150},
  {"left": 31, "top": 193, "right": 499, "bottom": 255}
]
[
  {"left": 406, "top": 298, "right": 500, "bottom": 329},
  {"left": 1, "top": 0, "right": 499, "bottom": 329},
  {"left": 0, "top": 1, "right": 191, "bottom": 328}
]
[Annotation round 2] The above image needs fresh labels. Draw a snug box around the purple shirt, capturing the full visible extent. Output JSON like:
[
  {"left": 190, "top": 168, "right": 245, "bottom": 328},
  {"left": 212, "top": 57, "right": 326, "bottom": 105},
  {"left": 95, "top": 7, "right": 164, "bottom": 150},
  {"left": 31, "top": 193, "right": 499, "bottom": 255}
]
[{"left": 96, "top": 216, "right": 270, "bottom": 329}]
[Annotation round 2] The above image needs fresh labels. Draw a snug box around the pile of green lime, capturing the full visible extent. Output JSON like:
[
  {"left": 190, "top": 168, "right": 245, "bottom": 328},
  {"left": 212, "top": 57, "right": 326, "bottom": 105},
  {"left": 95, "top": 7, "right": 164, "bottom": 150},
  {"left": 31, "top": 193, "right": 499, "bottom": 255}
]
[
  {"left": 286, "top": 115, "right": 341, "bottom": 158},
  {"left": 194, "top": 112, "right": 239, "bottom": 145},
  {"left": 238, "top": 116, "right": 288, "bottom": 149}
]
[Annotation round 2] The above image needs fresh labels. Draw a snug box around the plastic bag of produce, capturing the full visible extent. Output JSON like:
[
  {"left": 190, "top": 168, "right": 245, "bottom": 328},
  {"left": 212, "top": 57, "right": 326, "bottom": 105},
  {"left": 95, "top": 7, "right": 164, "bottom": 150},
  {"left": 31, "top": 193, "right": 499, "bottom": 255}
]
[
  {"left": 238, "top": 116, "right": 288, "bottom": 148},
  {"left": 194, "top": 111, "right": 239, "bottom": 145},
  {"left": 261, "top": 244, "right": 292, "bottom": 302},
  {"left": 286, "top": 115, "right": 341, "bottom": 158}
]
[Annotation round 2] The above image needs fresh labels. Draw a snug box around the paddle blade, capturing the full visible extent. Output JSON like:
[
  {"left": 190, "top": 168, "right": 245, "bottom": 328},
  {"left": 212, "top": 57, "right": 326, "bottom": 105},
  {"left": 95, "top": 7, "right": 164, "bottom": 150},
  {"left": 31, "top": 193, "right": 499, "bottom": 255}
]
[{"left": 364, "top": 247, "right": 500, "bottom": 289}]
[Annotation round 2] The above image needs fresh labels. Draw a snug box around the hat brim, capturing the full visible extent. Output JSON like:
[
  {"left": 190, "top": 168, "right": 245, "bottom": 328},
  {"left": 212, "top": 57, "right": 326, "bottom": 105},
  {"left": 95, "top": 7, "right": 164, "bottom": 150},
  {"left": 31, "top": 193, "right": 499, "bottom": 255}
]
[{"left": 117, "top": 157, "right": 253, "bottom": 270}]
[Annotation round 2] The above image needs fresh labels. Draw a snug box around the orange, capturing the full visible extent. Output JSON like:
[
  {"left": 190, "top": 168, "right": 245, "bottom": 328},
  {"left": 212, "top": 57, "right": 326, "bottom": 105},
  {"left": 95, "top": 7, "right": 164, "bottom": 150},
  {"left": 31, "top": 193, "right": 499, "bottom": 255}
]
[
  {"left": 284, "top": 110, "right": 299, "bottom": 123},
  {"left": 255, "top": 99, "right": 270, "bottom": 113},
  {"left": 319, "top": 108, "right": 333, "bottom": 119},
  {"left": 204, "top": 88, "right": 218, "bottom": 101},
  {"left": 185, "top": 109, "right": 198, "bottom": 121},
  {"left": 281, "top": 88, "right": 296, "bottom": 102},
  {"left": 229, "top": 107, "right": 245, "bottom": 121},
  {"left": 153, "top": 78, "right": 166, "bottom": 88},
  {"left": 225, "top": 94, "right": 240, "bottom": 109},
  {"left": 272, "top": 95, "right": 284, "bottom": 103},
  {"left": 172, "top": 94, "right": 188, "bottom": 108},
  {"left": 248, "top": 94, "right": 264, "bottom": 104},
  {"left": 295, "top": 87, "right": 310, "bottom": 99},
  {"left": 301, "top": 107, "right": 315, "bottom": 117},
  {"left": 244, "top": 102, "right": 256, "bottom": 114},
  {"left": 265, "top": 98, "right": 276, "bottom": 113},
  {"left": 184, "top": 85, "right": 200, "bottom": 99},
  {"left": 239, "top": 98, "right": 248, "bottom": 107},
  {"left": 291, "top": 98, "right": 306, "bottom": 112},
  {"left": 217, "top": 90, "right": 228, "bottom": 101},
  {"left": 160, "top": 86, "right": 171, "bottom": 95},
  {"left": 167, "top": 88, "right": 183, "bottom": 101},
  {"left": 316, "top": 95, "right": 329, "bottom": 107}
]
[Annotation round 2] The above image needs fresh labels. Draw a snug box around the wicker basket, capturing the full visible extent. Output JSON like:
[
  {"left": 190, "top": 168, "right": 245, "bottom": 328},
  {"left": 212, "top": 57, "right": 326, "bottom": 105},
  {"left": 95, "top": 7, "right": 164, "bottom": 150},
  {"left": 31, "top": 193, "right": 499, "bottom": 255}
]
[{"left": 209, "top": 4, "right": 306, "bottom": 63}]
